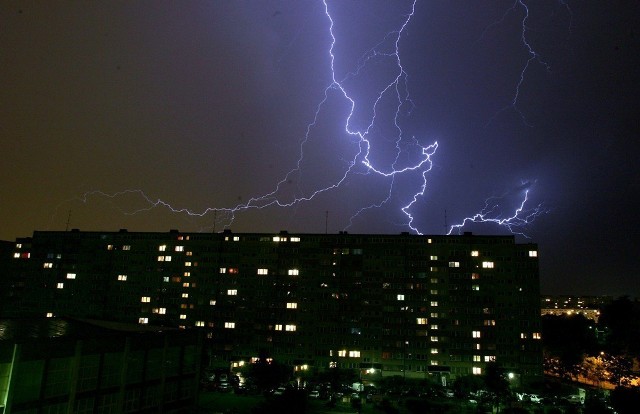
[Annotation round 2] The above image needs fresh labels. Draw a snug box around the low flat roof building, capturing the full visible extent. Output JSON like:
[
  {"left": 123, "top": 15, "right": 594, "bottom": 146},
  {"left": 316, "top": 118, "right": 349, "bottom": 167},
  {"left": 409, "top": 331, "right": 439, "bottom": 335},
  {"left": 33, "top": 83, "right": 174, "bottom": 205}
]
[{"left": 0, "top": 318, "right": 201, "bottom": 414}]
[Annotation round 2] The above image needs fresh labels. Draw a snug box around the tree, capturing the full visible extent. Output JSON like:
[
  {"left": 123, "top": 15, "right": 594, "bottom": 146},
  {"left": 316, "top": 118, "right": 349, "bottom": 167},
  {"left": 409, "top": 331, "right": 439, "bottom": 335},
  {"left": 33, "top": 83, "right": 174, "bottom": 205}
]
[
  {"left": 542, "top": 314, "right": 598, "bottom": 379},
  {"left": 452, "top": 374, "right": 483, "bottom": 397},
  {"left": 246, "top": 349, "right": 291, "bottom": 391},
  {"left": 600, "top": 297, "right": 640, "bottom": 358},
  {"left": 484, "top": 362, "right": 512, "bottom": 413},
  {"left": 610, "top": 386, "right": 640, "bottom": 414}
]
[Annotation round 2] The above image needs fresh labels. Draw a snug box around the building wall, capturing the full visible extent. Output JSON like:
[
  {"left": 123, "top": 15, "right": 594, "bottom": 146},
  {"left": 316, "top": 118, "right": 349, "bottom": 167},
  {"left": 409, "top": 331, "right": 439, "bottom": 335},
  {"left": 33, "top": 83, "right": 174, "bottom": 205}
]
[
  {"left": 0, "top": 322, "right": 200, "bottom": 414},
  {"left": 1, "top": 230, "right": 542, "bottom": 384}
]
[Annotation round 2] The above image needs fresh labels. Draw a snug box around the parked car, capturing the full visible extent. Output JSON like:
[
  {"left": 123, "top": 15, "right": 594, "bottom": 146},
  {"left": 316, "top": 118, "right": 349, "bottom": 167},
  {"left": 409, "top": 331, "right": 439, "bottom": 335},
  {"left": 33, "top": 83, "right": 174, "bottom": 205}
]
[
  {"left": 309, "top": 390, "right": 320, "bottom": 398},
  {"left": 218, "top": 381, "right": 232, "bottom": 392}
]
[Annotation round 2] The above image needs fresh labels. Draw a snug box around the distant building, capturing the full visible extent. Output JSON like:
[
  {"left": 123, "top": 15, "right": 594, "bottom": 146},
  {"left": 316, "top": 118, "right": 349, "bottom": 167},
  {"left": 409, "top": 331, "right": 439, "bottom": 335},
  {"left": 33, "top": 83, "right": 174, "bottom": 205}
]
[
  {"left": 1, "top": 230, "right": 542, "bottom": 385},
  {"left": 0, "top": 318, "right": 201, "bottom": 414},
  {"left": 540, "top": 295, "right": 613, "bottom": 322}
]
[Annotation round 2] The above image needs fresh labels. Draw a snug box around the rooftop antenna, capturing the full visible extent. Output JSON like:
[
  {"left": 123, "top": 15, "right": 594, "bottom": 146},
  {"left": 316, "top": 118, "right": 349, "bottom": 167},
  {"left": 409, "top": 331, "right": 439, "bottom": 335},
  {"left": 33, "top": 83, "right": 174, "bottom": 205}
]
[
  {"left": 65, "top": 209, "right": 72, "bottom": 231},
  {"left": 325, "top": 210, "right": 329, "bottom": 234},
  {"left": 444, "top": 209, "right": 448, "bottom": 235}
]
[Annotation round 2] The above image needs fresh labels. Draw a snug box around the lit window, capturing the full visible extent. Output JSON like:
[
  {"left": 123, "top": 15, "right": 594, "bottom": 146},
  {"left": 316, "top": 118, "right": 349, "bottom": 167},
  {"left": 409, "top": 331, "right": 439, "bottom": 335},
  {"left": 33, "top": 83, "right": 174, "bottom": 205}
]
[
  {"left": 338, "top": 350, "right": 347, "bottom": 357},
  {"left": 174, "top": 246, "right": 184, "bottom": 252},
  {"left": 430, "top": 278, "right": 438, "bottom": 283},
  {"left": 472, "top": 285, "right": 480, "bottom": 291},
  {"left": 484, "top": 356, "right": 495, "bottom": 362},
  {"left": 285, "top": 324, "right": 297, "bottom": 332},
  {"left": 484, "top": 320, "right": 496, "bottom": 326},
  {"left": 228, "top": 268, "right": 238, "bottom": 274},
  {"left": 182, "top": 293, "right": 189, "bottom": 298},
  {"left": 184, "top": 271, "right": 190, "bottom": 277},
  {"left": 107, "top": 245, "right": 113, "bottom": 250},
  {"left": 275, "top": 324, "right": 283, "bottom": 331},
  {"left": 286, "top": 302, "right": 297, "bottom": 309},
  {"left": 195, "top": 321, "right": 205, "bottom": 327},
  {"left": 185, "top": 262, "right": 192, "bottom": 267},
  {"left": 163, "top": 276, "right": 169, "bottom": 282},
  {"left": 397, "top": 294, "right": 405, "bottom": 301},
  {"left": 13, "top": 253, "right": 20, "bottom": 258},
  {"left": 448, "top": 261, "right": 460, "bottom": 268},
  {"left": 209, "top": 300, "right": 216, "bottom": 306},
  {"left": 118, "top": 274, "right": 127, "bottom": 281},
  {"left": 180, "top": 314, "right": 187, "bottom": 320},
  {"left": 139, "top": 318, "right": 148, "bottom": 324},
  {"left": 349, "top": 350, "right": 360, "bottom": 358},
  {"left": 482, "top": 261, "right": 494, "bottom": 268},
  {"left": 44, "top": 262, "right": 53, "bottom": 269},
  {"left": 272, "top": 236, "right": 281, "bottom": 242},
  {"left": 416, "top": 318, "right": 427, "bottom": 325},
  {"left": 227, "top": 289, "right": 237, "bottom": 296},
  {"left": 123, "top": 245, "right": 131, "bottom": 250},
  {"left": 430, "top": 336, "right": 439, "bottom": 342},
  {"left": 158, "top": 255, "right": 172, "bottom": 262},
  {"left": 158, "top": 245, "right": 167, "bottom": 251},
  {"left": 472, "top": 330, "right": 481, "bottom": 338},
  {"left": 288, "top": 269, "right": 299, "bottom": 276},
  {"left": 257, "top": 268, "right": 268, "bottom": 275},
  {"left": 233, "top": 236, "right": 240, "bottom": 241},
  {"left": 430, "top": 289, "right": 438, "bottom": 295},
  {"left": 159, "top": 308, "right": 166, "bottom": 314},
  {"left": 430, "top": 312, "right": 439, "bottom": 318},
  {"left": 533, "top": 332, "right": 541, "bottom": 339},
  {"left": 56, "top": 282, "right": 64, "bottom": 289},
  {"left": 291, "top": 236, "right": 301, "bottom": 242},
  {"left": 471, "top": 250, "right": 479, "bottom": 257},
  {"left": 431, "top": 324, "right": 438, "bottom": 330},
  {"left": 183, "top": 282, "right": 190, "bottom": 287},
  {"left": 219, "top": 267, "right": 227, "bottom": 274},
  {"left": 529, "top": 250, "right": 538, "bottom": 257},
  {"left": 186, "top": 251, "right": 192, "bottom": 256},
  {"left": 472, "top": 367, "right": 482, "bottom": 375},
  {"left": 471, "top": 273, "right": 480, "bottom": 280},
  {"left": 520, "top": 332, "right": 528, "bottom": 339},
  {"left": 430, "top": 267, "right": 438, "bottom": 272},
  {"left": 475, "top": 343, "right": 481, "bottom": 350},
  {"left": 225, "top": 322, "right": 236, "bottom": 329},
  {"left": 430, "top": 301, "right": 438, "bottom": 307},
  {"left": 66, "top": 273, "right": 76, "bottom": 279},
  {"left": 431, "top": 348, "right": 439, "bottom": 354},
  {"left": 141, "top": 296, "right": 151, "bottom": 303},
  {"left": 46, "top": 312, "right": 53, "bottom": 318},
  {"left": 430, "top": 360, "right": 439, "bottom": 366},
  {"left": 430, "top": 255, "right": 438, "bottom": 260},
  {"left": 473, "top": 355, "right": 481, "bottom": 362},
  {"left": 16, "top": 243, "right": 22, "bottom": 248}
]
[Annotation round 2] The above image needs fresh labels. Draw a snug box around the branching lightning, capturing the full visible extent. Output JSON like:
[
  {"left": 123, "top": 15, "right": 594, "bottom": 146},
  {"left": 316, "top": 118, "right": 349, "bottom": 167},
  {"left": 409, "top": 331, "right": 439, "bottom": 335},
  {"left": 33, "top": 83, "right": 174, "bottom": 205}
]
[
  {"left": 447, "top": 182, "right": 548, "bottom": 239},
  {"left": 70, "top": 0, "right": 558, "bottom": 237},
  {"left": 448, "top": 0, "right": 572, "bottom": 236},
  {"left": 483, "top": 0, "right": 572, "bottom": 127}
]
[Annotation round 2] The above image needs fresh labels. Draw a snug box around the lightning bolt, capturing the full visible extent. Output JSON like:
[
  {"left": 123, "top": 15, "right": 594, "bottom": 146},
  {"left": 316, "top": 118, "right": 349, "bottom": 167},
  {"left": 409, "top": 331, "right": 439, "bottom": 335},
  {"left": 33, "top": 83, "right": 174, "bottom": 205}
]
[
  {"left": 482, "top": 0, "right": 572, "bottom": 127},
  {"left": 447, "top": 183, "right": 548, "bottom": 238},
  {"left": 67, "top": 1, "right": 557, "bottom": 237},
  {"left": 72, "top": 0, "right": 439, "bottom": 234}
]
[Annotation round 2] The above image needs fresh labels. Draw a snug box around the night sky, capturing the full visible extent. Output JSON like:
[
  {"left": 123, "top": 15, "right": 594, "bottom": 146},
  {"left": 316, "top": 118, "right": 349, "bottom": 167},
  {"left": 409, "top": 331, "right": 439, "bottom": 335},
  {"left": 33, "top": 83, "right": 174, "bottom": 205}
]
[{"left": 1, "top": 1, "right": 638, "bottom": 297}]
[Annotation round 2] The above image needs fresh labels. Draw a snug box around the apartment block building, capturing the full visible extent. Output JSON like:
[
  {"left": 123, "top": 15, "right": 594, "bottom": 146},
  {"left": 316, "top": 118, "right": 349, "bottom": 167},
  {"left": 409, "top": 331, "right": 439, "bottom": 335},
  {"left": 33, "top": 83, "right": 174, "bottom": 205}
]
[{"left": 1, "top": 230, "right": 542, "bottom": 385}]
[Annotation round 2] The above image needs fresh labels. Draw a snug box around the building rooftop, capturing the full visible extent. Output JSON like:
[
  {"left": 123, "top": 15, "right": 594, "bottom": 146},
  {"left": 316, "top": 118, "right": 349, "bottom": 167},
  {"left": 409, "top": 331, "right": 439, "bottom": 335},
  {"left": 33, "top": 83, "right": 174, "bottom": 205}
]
[{"left": 0, "top": 317, "right": 175, "bottom": 342}]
